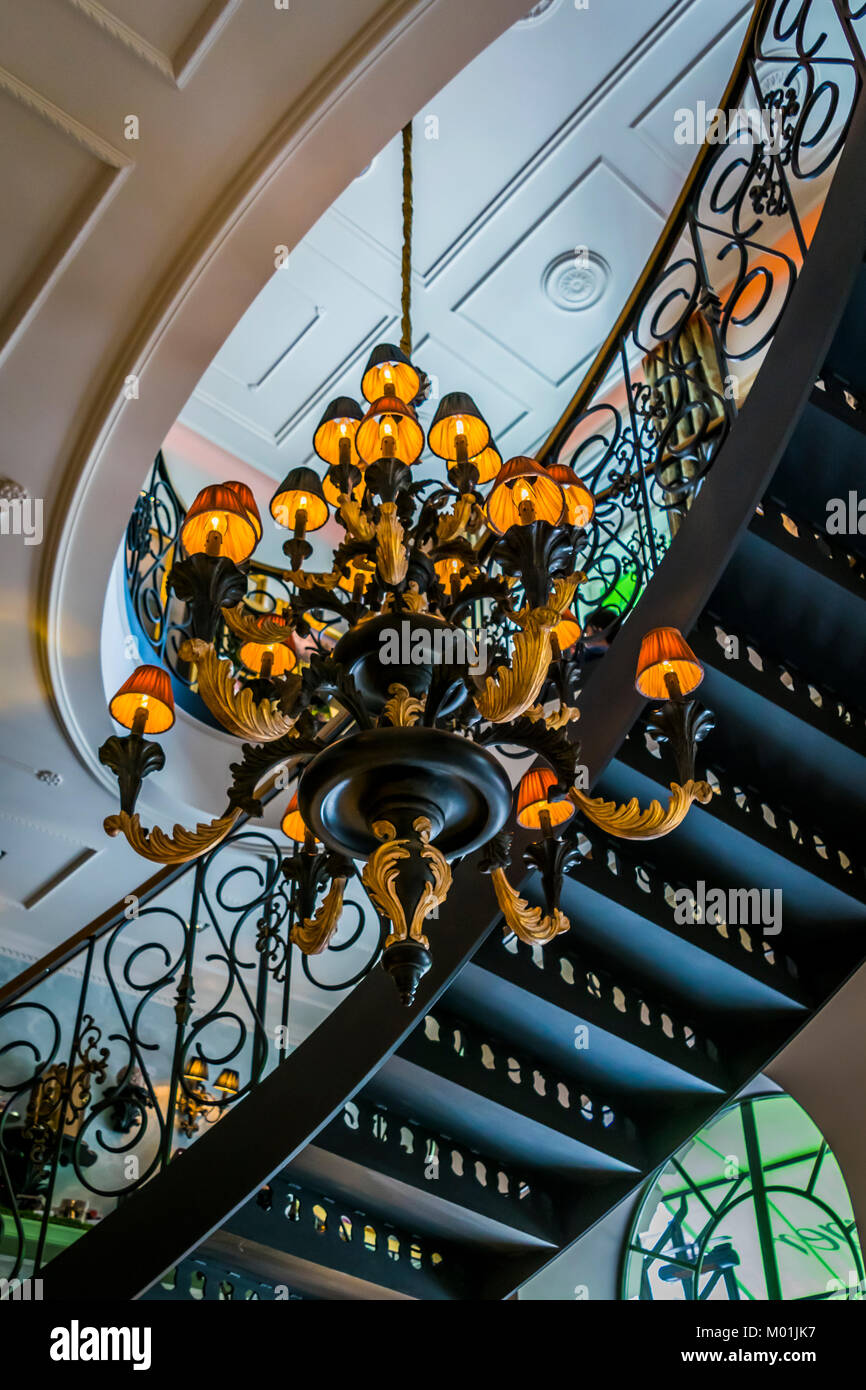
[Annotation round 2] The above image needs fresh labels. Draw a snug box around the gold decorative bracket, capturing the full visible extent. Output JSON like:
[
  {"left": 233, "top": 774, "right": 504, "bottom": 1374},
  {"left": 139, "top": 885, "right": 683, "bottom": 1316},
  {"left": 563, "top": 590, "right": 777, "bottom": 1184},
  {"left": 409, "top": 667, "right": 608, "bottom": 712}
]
[
  {"left": 361, "top": 816, "right": 452, "bottom": 949},
  {"left": 180, "top": 639, "right": 300, "bottom": 741},
  {"left": 104, "top": 809, "right": 241, "bottom": 864},
  {"left": 221, "top": 605, "right": 294, "bottom": 646},
  {"left": 290, "top": 876, "right": 348, "bottom": 955},
  {"left": 376, "top": 502, "right": 408, "bottom": 585},
  {"left": 569, "top": 779, "right": 712, "bottom": 840},
  {"left": 489, "top": 866, "right": 570, "bottom": 945},
  {"left": 381, "top": 683, "right": 424, "bottom": 728},
  {"left": 474, "top": 573, "right": 580, "bottom": 723}
]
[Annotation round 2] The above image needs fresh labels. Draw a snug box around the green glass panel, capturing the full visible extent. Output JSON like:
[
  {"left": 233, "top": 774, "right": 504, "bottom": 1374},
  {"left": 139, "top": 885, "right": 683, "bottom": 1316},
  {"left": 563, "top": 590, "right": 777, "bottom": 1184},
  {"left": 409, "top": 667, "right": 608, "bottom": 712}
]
[{"left": 622, "top": 1093, "right": 863, "bottom": 1301}]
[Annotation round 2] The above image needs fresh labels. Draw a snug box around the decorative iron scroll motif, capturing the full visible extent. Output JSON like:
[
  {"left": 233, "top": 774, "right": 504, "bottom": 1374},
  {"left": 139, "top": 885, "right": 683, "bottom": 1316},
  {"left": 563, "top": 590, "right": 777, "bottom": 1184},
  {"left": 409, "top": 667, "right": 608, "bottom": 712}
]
[
  {"left": 540, "top": 0, "right": 866, "bottom": 604},
  {"left": 0, "top": 827, "right": 380, "bottom": 1282},
  {"left": 125, "top": 452, "right": 297, "bottom": 696}
]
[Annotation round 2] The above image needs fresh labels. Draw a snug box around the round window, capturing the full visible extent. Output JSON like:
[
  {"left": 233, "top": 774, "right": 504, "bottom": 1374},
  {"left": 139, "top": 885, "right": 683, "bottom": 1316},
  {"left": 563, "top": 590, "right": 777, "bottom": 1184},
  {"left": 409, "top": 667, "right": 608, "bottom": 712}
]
[{"left": 621, "top": 1094, "right": 863, "bottom": 1301}]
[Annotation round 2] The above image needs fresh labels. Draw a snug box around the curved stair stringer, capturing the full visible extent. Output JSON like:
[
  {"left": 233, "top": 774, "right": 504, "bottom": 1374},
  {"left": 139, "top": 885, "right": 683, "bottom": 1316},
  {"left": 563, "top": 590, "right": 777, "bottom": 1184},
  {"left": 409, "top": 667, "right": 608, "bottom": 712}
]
[{"left": 475, "top": 95, "right": 866, "bottom": 1303}]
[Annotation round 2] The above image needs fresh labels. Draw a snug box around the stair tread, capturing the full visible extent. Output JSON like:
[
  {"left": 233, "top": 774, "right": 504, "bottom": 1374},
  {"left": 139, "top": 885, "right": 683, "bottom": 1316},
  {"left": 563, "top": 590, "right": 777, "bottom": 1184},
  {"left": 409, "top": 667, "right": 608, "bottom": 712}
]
[{"left": 446, "top": 953, "right": 728, "bottom": 1099}]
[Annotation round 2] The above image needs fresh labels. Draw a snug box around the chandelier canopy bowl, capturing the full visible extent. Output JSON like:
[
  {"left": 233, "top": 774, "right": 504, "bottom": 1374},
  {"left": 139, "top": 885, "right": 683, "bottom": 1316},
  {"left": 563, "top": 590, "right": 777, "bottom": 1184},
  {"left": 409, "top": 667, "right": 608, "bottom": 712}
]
[{"left": 298, "top": 726, "right": 513, "bottom": 862}]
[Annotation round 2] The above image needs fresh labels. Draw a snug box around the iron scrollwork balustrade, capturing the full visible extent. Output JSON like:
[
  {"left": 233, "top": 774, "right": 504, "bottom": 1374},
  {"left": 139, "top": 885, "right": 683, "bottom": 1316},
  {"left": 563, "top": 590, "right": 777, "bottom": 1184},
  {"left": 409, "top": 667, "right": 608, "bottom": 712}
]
[
  {"left": 539, "top": 0, "right": 866, "bottom": 637},
  {"left": 0, "top": 827, "right": 380, "bottom": 1282},
  {"left": 125, "top": 453, "right": 299, "bottom": 697}
]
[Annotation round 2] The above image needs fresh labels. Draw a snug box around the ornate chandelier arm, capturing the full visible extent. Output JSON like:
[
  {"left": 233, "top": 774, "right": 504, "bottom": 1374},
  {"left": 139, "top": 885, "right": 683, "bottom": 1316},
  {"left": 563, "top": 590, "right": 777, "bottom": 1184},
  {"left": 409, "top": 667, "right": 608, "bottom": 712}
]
[
  {"left": 180, "top": 639, "right": 301, "bottom": 741},
  {"left": 489, "top": 866, "right": 570, "bottom": 945},
  {"left": 478, "top": 715, "right": 578, "bottom": 796},
  {"left": 569, "top": 779, "right": 712, "bottom": 841},
  {"left": 526, "top": 701, "right": 581, "bottom": 730},
  {"left": 376, "top": 502, "right": 408, "bottom": 584},
  {"left": 436, "top": 493, "right": 476, "bottom": 545},
  {"left": 338, "top": 497, "right": 375, "bottom": 543},
  {"left": 473, "top": 574, "right": 582, "bottom": 722},
  {"left": 221, "top": 605, "right": 294, "bottom": 645},
  {"left": 103, "top": 809, "right": 241, "bottom": 864},
  {"left": 290, "top": 875, "right": 348, "bottom": 955}
]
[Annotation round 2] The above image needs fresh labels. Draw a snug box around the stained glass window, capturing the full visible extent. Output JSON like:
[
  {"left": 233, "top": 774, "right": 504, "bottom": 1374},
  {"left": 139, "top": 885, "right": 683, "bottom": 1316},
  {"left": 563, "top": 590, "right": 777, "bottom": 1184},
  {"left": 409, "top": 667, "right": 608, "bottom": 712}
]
[{"left": 622, "top": 1093, "right": 863, "bottom": 1301}]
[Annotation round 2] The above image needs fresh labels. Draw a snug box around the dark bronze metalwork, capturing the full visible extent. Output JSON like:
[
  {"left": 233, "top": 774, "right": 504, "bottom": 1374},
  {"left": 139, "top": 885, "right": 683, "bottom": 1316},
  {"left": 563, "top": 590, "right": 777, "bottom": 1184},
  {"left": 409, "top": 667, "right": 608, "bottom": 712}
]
[{"left": 97, "top": 732, "right": 165, "bottom": 816}]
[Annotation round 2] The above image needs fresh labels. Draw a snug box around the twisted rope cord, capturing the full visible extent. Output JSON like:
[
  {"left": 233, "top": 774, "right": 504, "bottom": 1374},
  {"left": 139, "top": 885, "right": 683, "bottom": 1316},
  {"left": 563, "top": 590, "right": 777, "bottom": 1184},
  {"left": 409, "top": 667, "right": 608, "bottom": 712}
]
[{"left": 400, "top": 120, "right": 413, "bottom": 357}]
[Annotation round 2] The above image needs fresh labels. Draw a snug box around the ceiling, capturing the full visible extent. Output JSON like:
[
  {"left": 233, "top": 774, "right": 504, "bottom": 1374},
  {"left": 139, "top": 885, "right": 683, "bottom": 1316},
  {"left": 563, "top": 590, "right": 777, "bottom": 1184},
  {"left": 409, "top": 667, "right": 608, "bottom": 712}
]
[{"left": 173, "top": 0, "right": 754, "bottom": 504}]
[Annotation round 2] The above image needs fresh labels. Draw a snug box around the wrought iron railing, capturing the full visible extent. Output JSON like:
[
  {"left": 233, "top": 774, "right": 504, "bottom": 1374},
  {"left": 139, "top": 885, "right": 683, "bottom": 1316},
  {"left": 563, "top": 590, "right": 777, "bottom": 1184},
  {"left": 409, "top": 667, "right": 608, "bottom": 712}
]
[
  {"left": 0, "top": 820, "right": 380, "bottom": 1283},
  {"left": 124, "top": 452, "right": 305, "bottom": 724},
  {"left": 538, "top": 0, "right": 866, "bottom": 624}
]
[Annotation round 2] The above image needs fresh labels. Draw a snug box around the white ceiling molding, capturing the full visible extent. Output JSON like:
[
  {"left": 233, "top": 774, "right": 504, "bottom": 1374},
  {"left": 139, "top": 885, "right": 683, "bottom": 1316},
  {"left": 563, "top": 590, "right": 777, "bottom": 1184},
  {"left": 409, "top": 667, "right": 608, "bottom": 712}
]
[
  {"left": 62, "top": 0, "right": 243, "bottom": 88},
  {"left": 0, "top": 63, "right": 131, "bottom": 365}
]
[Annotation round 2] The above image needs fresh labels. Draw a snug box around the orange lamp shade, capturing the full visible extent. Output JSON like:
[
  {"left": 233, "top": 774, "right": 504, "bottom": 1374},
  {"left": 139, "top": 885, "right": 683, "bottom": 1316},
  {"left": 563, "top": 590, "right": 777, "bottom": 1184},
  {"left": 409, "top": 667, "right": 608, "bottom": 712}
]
[
  {"left": 635, "top": 627, "right": 704, "bottom": 700},
  {"left": 465, "top": 443, "right": 502, "bottom": 484},
  {"left": 428, "top": 392, "right": 490, "bottom": 463},
  {"left": 313, "top": 397, "right": 364, "bottom": 468},
  {"left": 181, "top": 485, "right": 259, "bottom": 563},
  {"left": 323, "top": 471, "right": 365, "bottom": 508},
  {"left": 269, "top": 468, "right": 329, "bottom": 533},
  {"left": 545, "top": 463, "right": 595, "bottom": 528},
  {"left": 239, "top": 634, "right": 297, "bottom": 676},
  {"left": 516, "top": 768, "right": 574, "bottom": 831},
  {"left": 109, "top": 664, "right": 175, "bottom": 734},
  {"left": 355, "top": 396, "right": 424, "bottom": 465},
  {"left": 336, "top": 558, "right": 375, "bottom": 594},
  {"left": 485, "top": 457, "right": 565, "bottom": 535},
  {"left": 360, "top": 342, "right": 421, "bottom": 406},
  {"left": 183, "top": 1056, "right": 208, "bottom": 1083},
  {"left": 281, "top": 792, "right": 314, "bottom": 843},
  {"left": 214, "top": 1068, "right": 239, "bottom": 1095},
  {"left": 223, "top": 480, "right": 263, "bottom": 540},
  {"left": 434, "top": 556, "right": 473, "bottom": 591},
  {"left": 552, "top": 611, "right": 582, "bottom": 653}
]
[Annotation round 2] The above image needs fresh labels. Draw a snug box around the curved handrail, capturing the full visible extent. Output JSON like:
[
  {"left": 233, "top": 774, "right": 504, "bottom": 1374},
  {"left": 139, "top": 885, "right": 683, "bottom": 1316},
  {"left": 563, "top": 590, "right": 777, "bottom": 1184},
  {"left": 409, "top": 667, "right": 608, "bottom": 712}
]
[
  {"left": 537, "top": 0, "right": 864, "bottom": 470},
  {"left": 536, "top": 0, "right": 770, "bottom": 464}
]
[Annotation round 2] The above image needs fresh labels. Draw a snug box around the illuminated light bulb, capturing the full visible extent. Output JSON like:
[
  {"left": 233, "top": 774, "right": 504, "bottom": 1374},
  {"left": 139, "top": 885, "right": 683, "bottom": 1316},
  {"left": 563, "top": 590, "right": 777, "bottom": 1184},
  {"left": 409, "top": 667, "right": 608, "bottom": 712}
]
[{"left": 455, "top": 418, "right": 465, "bottom": 435}]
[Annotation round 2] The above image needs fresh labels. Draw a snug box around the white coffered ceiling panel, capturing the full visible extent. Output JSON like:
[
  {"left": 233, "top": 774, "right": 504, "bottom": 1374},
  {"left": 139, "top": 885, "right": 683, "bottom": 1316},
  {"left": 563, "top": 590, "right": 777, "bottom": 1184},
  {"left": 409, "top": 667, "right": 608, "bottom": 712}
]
[
  {"left": 634, "top": 5, "right": 754, "bottom": 176},
  {"left": 179, "top": 0, "right": 753, "bottom": 482},
  {"left": 455, "top": 160, "right": 663, "bottom": 388}
]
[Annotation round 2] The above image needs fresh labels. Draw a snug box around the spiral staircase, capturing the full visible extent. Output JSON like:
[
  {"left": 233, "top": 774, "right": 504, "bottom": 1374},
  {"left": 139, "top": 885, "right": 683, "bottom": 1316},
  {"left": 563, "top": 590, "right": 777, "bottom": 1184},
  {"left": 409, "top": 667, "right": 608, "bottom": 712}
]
[{"left": 2, "top": 0, "right": 866, "bottom": 1303}]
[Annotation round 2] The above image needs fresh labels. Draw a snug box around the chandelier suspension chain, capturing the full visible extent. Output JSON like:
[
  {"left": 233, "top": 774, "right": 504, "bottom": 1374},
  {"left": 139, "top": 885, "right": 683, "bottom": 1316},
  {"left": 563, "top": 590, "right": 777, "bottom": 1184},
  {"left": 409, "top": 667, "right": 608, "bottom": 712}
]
[{"left": 400, "top": 120, "right": 413, "bottom": 358}]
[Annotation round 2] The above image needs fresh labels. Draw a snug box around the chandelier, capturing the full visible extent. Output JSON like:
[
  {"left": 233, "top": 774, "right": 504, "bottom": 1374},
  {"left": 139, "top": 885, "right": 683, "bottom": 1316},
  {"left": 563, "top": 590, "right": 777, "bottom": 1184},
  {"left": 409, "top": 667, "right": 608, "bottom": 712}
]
[{"left": 99, "top": 123, "right": 714, "bottom": 1004}]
